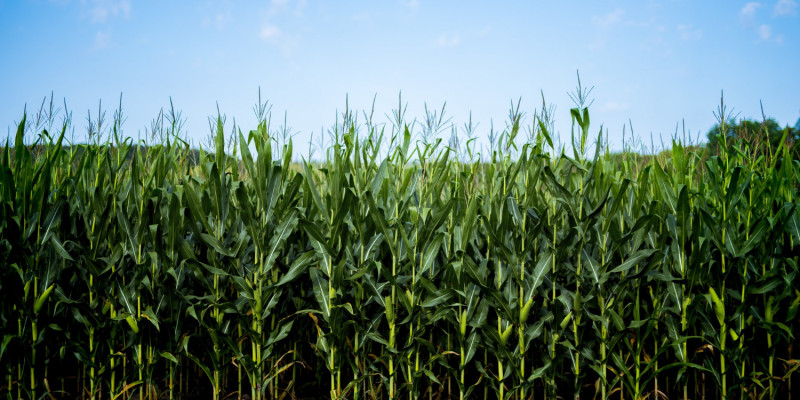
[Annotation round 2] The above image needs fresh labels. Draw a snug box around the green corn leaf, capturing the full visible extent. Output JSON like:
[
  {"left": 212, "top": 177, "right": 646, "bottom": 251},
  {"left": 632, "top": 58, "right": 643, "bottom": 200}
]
[
  {"left": 160, "top": 352, "right": 179, "bottom": 365},
  {"left": 530, "top": 250, "right": 552, "bottom": 293},
  {"left": 465, "top": 283, "right": 480, "bottom": 318},
  {"left": 266, "top": 321, "right": 294, "bottom": 347},
  {"left": 49, "top": 235, "right": 74, "bottom": 261},
  {"left": 264, "top": 209, "right": 299, "bottom": 269},
  {"left": 581, "top": 248, "right": 601, "bottom": 285},
  {"left": 276, "top": 251, "right": 315, "bottom": 286},
  {"left": 141, "top": 306, "right": 160, "bottom": 331},
  {"left": 419, "top": 235, "right": 442, "bottom": 276},
  {"left": 609, "top": 249, "right": 658, "bottom": 275},
  {"left": 310, "top": 267, "right": 330, "bottom": 320},
  {"left": 303, "top": 161, "right": 330, "bottom": 225},
  {"left": 421, "top": 289, "right": 452, "bottom": 308},
  {"left": 708, "top": 287, "right": 725, "bottom": 325},
  {"left": 33, "top": 284, "right": 55, "bottom": 314}
]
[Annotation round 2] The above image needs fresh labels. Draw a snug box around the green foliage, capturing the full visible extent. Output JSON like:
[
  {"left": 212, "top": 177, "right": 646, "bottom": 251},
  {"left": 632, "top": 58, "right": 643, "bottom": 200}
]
[
  {"left": 707, "top": 117, "right": 800, "bottom": 161},
  {"left": 1, "top": 101, "right": 798, "bottom": 400}
]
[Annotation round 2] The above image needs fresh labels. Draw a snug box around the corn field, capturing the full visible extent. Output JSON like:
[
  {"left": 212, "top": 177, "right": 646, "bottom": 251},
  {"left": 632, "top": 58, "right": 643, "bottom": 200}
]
[{"left": 1, "top": 99, "right": 799, "bottom": 400}]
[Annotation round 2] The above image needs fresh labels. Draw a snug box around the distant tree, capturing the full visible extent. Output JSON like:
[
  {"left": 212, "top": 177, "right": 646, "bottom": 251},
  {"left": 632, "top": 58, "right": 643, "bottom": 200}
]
[{"left": 706, "top": 117, "right": 799, "bottom": 160}]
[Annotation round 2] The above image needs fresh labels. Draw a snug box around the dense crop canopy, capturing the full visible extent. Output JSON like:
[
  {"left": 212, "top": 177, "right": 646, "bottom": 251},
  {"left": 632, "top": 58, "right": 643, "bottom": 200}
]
[{"left": 1, "top": 100, "right": 798, "bottom": 400}]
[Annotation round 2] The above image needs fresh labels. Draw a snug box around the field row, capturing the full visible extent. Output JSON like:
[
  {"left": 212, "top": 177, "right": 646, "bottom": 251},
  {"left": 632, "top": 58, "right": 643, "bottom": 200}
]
[{"left": 1, "top": 106, "right": 799, "bottom": 400}]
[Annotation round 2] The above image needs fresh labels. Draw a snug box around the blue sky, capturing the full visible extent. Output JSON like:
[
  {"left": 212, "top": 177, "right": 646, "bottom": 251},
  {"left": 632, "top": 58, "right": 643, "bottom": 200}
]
[{"left": 1, "top": 0, "right": 799, "bottom": 156}]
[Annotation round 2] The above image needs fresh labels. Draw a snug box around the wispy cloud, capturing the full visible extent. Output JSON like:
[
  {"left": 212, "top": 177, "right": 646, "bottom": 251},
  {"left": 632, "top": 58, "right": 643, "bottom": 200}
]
[
  {"left": 268, "top": 0, "right": 307, "bottom": 17},
  {"left": 740, "top": 2, "right": 762, "bottom": 19},
  {"left": 436, "top": 34, "right": 461, "bottom": 47},
  {"left": 259, "top": 23, "right": 298, "bottom": 55},
  {"left": 93, "top": 30, "right": 112, "bottom": 49},
  {"left": 200, "top": 2, "right": 233, "bottom": 30},
  {"left": 677, "top": 24, "right": 702, "bottom": 40},
  {"left": 351, "top": 12, "right": 372, "bottom": 23},
  {"left": 756, "top": 24, "right": 784, "bottom": 44},
  {"left": 588, "top": 38, "right": 607, "bottom": 51},
  {"left": 600, "top": 101, "right": 629, "bottom": 112},
  {"left": 84, "top": 0, "right": 131, "bottom": 24},
  {"left": 591, "top": 8, "right": 624, "bottom": 29},
  {"left": 588, "top": 8, "right": 624, "bottom": 51},
  {"left": 758, "top": 24, "right": 772, "bottom": 40},
  {"left": 214, "top": 10, "right": 232, "bottom": 30},
  {"left": 403, "top": 0, "right": 420, "bottom": 11},
  {"left": 738, "top": 2, "right": 789, "bottom": 44},
  {"left": 774, "top": 0, "right": 798, "bottom": 15},
  {"left": 260, "top": 24, "right": 283, "bottom": 40},
  {"left": 257, "top": 0, "right": 305, "bottom": 55}
]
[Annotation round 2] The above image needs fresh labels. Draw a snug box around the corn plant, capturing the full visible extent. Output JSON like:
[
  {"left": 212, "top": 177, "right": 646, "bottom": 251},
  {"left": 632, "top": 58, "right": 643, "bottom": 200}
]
[{"left": 1, "top": 93, "right": 798, "bottom": 400}]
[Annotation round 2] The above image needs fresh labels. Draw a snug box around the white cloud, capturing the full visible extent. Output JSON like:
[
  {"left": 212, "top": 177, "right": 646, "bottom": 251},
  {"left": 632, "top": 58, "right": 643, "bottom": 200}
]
[
  {"left": 755, "top": 24, "right": 783, "bottom": 44},
  {"left": 260, "top": 24, "right": 283, "bottom": 40},
  {"left": 588, "top": 38, "right": 606, "bottom": 51},
  {"left": 758, "top": 24, "right": 772, "bottom": 39},
  {"left": 592, "top": 8, "right": 624, "bottom": 28},
  {"left": 774, "top": 0, "right": 798, "bottom": 15},
  {"left": 258, "top": 23, "right": 298, "bottom": 55},
  {"left": 254, "top": 0, "right": 307, "bottom": 54},
  {"left": 740, "top": 2, "right": 762, "bottom": 19},
  {"left": 268, "top": 0, "right": 307, "bottom": 17},
  {"left": 600, "top": 102, "right": 629, "bottom": 112},
  {"left": 93, "top": 30, "right": 112, "bottom": 49},
  {"left": 404, "top": 0, "right": 420, "bottom": 11},
  {"left": 215, "top": 10, "right": 232, "bottom": 30},
  {"left": 351, "top": 12, "right": 371, "bottom": 23},
  {"left": 84, "top": 0, "right": 131, "bottom": 23},
  {"left": 677, "top": 24, "right": 702, "bottom": 40},
  {"left": 436, "top": 34, "right": 461, "bottom": 47}
]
